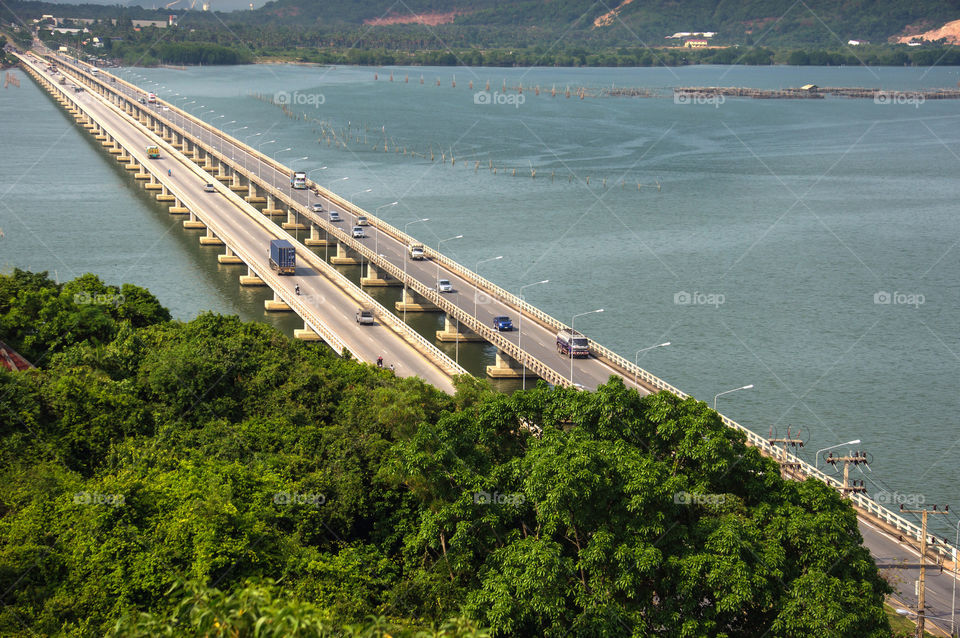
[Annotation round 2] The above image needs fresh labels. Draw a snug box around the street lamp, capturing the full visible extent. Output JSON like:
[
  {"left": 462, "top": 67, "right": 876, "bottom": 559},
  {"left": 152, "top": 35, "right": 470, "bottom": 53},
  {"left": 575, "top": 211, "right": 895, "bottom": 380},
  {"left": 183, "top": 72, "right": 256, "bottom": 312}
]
[
  {"left": 713, "top": 384, "right": 753, "bottom": 411},
  {"left": 226, "top": 125, "right": 247, "bottom": 159},
  {"left": 351, "top": 187, "right": 372, "bottom": 200},
  {"left": 634, "top": 342, "right": 671, "bottom": 387},
  {"left": 374, "top": 201, "right": 398, "bottom": 255},
  {"left": 814, "top": 439, "right": 861, "bottom": 469},
  {"left": 519, "top": 279, "right": 549, "bottom": 390},
  {"left": 436, "top": 234, "right": 463, "bottom": 283},
  {"left": 952, "top": 519, "right": 959, "bottom": 637},
  {"left": 570, "top": 308, "right": 603, "bottom": 385},
  {"left": 474, "top": 256, "right": 503, "bottom": 317},
  {"left": 257, "top": 139, "right": 275, "bottom": 179},
  {"left": 402, "top": 218, "right": 430, "bottom": 324}
]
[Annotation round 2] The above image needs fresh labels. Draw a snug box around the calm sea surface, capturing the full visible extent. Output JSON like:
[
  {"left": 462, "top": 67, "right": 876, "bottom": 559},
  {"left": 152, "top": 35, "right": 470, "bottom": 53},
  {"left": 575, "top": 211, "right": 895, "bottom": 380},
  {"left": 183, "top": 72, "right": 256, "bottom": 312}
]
[{"left": 2, "top": 63, "right": 959, "bottom": 535}]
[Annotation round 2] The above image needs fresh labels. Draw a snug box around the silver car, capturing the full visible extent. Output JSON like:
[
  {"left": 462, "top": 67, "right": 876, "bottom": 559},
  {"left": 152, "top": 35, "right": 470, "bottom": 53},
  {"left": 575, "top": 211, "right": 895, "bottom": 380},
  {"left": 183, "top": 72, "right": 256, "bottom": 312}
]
[
  {"left": 352, "top": 226, "right": 365, "bottom": 238},
  {"left": 437, "top": 279, "right": 453, "bottom": 293}
]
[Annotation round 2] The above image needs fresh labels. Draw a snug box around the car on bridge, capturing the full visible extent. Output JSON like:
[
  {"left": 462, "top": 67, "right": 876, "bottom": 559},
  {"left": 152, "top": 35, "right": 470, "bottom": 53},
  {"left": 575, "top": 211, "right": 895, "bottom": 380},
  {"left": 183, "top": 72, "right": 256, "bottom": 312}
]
[
  {"left": 310, "top": 203, "right": 324, "bottom": 213},
  {"left": 203, "top": 183, "right": 216, "bottom": 193},
  {"left": 492, "top": 315, "right": 514, "bottom": 331},
  {"left": 357, "top": 215, "right": 368, "bottom": 226},
  {"left": 329, "top": 211, "right": 342, "bottom": 222},
  {"left": 352, "top": 226, "right": 365, "bottom": 238},
  {"left": 355, "top": 307, "right": 374, "bottom": 325},
  {"left": 437, "top": 279, "right": 453, "bottom": 293}
]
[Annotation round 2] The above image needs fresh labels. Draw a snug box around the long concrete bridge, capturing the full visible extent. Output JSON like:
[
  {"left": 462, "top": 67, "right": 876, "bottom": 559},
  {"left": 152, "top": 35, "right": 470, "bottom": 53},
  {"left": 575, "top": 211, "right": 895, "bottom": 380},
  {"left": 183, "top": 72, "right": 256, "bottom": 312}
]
[{"left": 16, "top": 50, "right": 960, "bottom": 635}]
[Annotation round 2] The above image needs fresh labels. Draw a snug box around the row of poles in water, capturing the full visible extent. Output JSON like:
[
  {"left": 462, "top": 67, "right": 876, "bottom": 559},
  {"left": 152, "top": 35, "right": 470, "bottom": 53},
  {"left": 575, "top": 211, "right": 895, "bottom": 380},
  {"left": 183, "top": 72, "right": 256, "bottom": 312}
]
[{"left": 248, "top": 88, "right": 662, "bottom": 192}]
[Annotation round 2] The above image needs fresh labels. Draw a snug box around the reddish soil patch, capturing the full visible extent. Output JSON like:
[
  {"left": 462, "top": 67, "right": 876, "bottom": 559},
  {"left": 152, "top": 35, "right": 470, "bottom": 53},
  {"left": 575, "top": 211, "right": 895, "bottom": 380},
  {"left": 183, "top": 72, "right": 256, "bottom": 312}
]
[{"left": 364, "top": 11, "right": 464, "bottom": 26}]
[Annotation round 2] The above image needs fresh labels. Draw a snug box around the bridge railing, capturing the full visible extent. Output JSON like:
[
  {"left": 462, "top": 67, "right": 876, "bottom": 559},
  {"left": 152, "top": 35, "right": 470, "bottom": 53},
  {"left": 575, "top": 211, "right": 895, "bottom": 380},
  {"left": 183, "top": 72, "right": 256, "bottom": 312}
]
[{"left": 46, "top": 55, "right": 943, "bottom": 554}]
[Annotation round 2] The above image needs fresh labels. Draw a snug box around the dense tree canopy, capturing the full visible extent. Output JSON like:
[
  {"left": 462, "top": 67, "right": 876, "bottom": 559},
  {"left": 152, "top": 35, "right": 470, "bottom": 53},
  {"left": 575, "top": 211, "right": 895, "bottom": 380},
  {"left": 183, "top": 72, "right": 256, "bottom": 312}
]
[{"left": 0, "top": 271, "right": 892, "bottom": 636}]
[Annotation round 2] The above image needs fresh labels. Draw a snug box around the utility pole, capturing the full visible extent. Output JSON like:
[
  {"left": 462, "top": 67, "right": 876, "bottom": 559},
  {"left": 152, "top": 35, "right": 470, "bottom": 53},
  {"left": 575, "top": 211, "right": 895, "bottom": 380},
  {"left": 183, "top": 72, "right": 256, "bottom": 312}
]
[
  {"left": 824, "top": 449, "right": 869, "bottom": 497},
  {"left": 768, "top": 426, "right": 804, "bottom": 479},
  {"left": 900, "top": 504, "right": 949, "bottom": 637}
]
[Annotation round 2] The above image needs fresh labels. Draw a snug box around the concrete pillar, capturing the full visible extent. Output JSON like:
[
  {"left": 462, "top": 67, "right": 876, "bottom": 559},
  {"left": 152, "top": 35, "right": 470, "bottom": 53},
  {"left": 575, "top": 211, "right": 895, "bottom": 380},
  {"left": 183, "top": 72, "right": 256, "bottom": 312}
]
[
  {"left": 394, "top": 287, "right": 440, "bottom": 312},
  {"left": 330, "top": 241, "right": 361, "bottom": 265},
  {"left": 123, "top": 157, "right": 140, "bottom": 171},
  {"left": 264, "top": 291, "right": 291, "bottom": 311},
  {"left": 486, "top": 349, "right": 524, "bottom": 378},
  {"left": 281, "top": 210, "right": 306, "bottom": 230},
  {"left": 183, "top": 211, "right": 206, "bottom": 229},
  {"left": 199, "top": 228, "right": 223, "bottom": 246},
  {"left": 436, "top": 314, "right": 484, "bottom": 342},
  {"left": 361, "top": 261, "right": 401, "bottom": 286},
  {"left": 304, "top": 224, "right": 336, "bottom": 247},
  {"left": 217, "top": 246, "right": 243, "bottom": 264},
  {"left": 230, "top": 174, "right": 247, "bottom": 193},
  {"left": 156, "top": 185, "right": 176, "bottom": 202},
  {"left": 135, "top": 167, "right": 154, "bottom": 182},
  {"left": 294, "top": 322, "right": 322, "bottom": 341},
  {"left": 262, "top": 195, "right": 284, "bottom": 216},
  {"left": 245, "top": 183, "right": 266, "bottom": 204},
  {"left": 239, "top": 267, "right": 265, "bottom": 286}
]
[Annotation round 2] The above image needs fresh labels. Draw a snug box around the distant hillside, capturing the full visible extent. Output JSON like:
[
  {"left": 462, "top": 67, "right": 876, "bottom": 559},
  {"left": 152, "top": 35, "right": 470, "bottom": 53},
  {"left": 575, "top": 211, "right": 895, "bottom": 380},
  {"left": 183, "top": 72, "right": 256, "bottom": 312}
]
[{"left": 249, "top": 0, "right": 960, "bottom": 46}]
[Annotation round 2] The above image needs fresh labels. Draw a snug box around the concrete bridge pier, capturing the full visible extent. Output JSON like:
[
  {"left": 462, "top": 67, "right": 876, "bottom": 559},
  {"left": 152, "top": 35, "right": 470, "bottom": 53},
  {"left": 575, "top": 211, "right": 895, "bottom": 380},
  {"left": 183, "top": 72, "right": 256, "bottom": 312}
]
[
  {"left": 239, "top": 267, "right": 265, "bottom": 287},
  {"left": 156, "top": 184, "right": 176, "bottom": 203},
  {"left": 294, "top": 323, "right": 322, "bottom": 341},
  {"left": 230, "top": 174, "right": 248, "bottom": 194},
  {"left": 486, "top": 349, "right": 525, "bottom": 379},
  {"left": 395, "top": 288, "right": 440, "bottom": 312},
  {"left": 199, "top": 228, "right": 223, "bottom": 246},
  {"left": 436, "top": 314, "right": 484, "bottom": 342},
  {"left": 203, "top": 155, "right": 218, "bottom": 174},
  {"left": 330, "top": 241, "right": 361, "bottom": 265},
  {"left": 183, "top": 211, "right": 206, "bottom": 229},
  {"left": 264, "top": 291, "right": 291, "bottom": 311},
  {"left": 136, "top": 166, "right": 155, "bottom": 183},
  {"left": 217, "top": 246, "right": 244, "bottom": 264},
  {"left": 282, "top": 210, "right": 306, "bottom": 231},
  {"left": 216, "top": 164, "right": 232, "bottom": 183},
  {"left": 304, "top": 224, "right": 336, "bottom": 247},
  {"left": 361, "top": 261, "right": 401, "bottom": 286},
  {"left": 262, "top": 195, "right": 285, "bottom": 216},
  {"left": 123, "top": 156, "right": 140, "bottom": 172},
  {"left": 245, "top": 183, "right": 266, "bottom": 204},
  {"left": 169, "top": 197, "right": 189, "bottom": 215}
]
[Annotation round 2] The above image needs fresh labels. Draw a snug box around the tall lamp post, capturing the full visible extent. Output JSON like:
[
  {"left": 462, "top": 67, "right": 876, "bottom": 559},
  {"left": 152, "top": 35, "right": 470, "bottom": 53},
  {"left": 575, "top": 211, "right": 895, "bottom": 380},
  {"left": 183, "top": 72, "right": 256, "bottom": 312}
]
[
  {"left": 474, "top": 256, "right": 503, "bottom": 317},
  {"left": 570, "top": 308, "right": 603, "bottom": 385},
  {"left": 713, "top": 384, "right": 753, "bottom": 411},
  {"left": 436, "top": 234, "right": 463, "bottom": 284},
  {"left": 402, "top": 218, "right": 429, "bottom": 324},
  {"left": 373, "top": 201, "right": 398, "bottom": 255},
  {"left": 814, "top": 439, "right": 861, "bottom": 469},
  {"left": 519, "top": 279, "right": 549, "bottom": 390},
  {"left": 256, "top": 139, "right": 275, "bottom": 180},
  {"left": 634, "top": 342, "right": 671, "bottom": 387}
]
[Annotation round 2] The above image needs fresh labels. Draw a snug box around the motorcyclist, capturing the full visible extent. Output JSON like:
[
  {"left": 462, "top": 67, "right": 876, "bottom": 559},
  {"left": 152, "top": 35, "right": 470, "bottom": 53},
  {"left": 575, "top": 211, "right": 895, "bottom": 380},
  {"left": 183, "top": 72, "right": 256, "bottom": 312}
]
[
  {"left": 295, "top": 284, "right": 301, "bottom": 295},
  {"left": 167, "top": 168, "right": 172, "bottom": 176}
]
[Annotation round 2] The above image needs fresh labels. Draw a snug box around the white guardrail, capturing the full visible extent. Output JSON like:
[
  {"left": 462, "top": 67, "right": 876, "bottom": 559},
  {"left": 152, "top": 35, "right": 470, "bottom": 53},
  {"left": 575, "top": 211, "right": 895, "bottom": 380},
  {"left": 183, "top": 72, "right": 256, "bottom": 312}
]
[{"left": 43, "top": 53, "right": 944, "bottom": 555}]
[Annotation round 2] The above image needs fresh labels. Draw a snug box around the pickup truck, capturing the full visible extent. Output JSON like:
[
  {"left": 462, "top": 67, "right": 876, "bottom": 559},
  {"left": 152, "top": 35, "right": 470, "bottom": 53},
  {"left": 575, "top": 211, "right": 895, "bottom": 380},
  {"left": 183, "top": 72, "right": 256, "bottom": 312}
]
[{"left": 355, "top": 308, "right": 374, "bottom": 325}]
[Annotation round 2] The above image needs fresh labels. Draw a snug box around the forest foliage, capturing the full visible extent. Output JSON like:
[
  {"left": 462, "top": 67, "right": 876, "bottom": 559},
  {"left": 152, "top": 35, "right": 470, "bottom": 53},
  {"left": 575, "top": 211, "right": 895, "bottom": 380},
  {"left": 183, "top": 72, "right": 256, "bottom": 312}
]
[{"left": 0, "top": 269, "right": 894, "bottom": 636}]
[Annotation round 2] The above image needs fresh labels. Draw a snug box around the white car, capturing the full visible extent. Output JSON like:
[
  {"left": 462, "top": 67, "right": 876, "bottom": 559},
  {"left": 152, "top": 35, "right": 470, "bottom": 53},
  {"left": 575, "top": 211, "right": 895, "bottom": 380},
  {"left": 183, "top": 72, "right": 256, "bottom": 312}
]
[
  {"left": 437, "top": 279, "right": 453, "bottom": 293},
  {"left": 352, "top": 226, "right": 365, "bottom": 238},
  {"left": 329, "top": 211, "right": 342, "bottom": 222},
  {"left": 310, "top": 203, "right": 324, "bottom": 213},
  {"left": 203, "top": 183, "right": 216, "bottom": 192},
  {"left": 356, "top": 215, "right": 368, "bottom": 226}
]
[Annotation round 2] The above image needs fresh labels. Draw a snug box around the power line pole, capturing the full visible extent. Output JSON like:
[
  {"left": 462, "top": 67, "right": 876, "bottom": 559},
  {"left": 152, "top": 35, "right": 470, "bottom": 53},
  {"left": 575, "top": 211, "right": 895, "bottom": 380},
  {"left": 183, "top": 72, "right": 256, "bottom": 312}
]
[
  {"left": 768, "top": 426, "right": 804, "bottom": 479},
  {"left": 900, "top": 504, "right": 949, "bottom": 637},
  {"left": 824, "top": 449, "right": 869, "bottom": 497}
]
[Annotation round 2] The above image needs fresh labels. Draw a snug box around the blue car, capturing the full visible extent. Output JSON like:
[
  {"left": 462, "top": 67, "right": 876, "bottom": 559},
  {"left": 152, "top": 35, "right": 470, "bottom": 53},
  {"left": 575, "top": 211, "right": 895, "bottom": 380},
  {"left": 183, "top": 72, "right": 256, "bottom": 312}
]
[{"left": 492, "top": 315, "right": 514, "bottom": 331}]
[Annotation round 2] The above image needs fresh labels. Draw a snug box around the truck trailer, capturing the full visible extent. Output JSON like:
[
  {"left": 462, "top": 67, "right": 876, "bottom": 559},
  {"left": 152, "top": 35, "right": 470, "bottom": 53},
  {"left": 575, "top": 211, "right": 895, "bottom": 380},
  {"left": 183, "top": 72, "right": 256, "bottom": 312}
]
[{"left": 268, "top": 239, "right": 297, "bottom": 275}]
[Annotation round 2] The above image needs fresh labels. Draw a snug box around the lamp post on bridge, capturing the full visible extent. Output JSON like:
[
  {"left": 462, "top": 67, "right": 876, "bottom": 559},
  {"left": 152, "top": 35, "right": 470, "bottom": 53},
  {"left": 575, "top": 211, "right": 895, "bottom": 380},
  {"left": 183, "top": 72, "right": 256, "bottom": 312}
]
[
  {"left": 474, "top": 256, "right": 503, "bottom": 319},
  {"left": 634, "top": 342, "right": 671, "bottom": 388},
  {"left": 436, "top": 234, "right": 463, "bottom": 285},
  {"left": 219, "top": 120, "right": 236, "bottom": 156},
  {"left": 814, "top": 439, "right": 861, "bottom": 470},
  {"left": 256, "top": 140, "right": 275, "bottom": 180},
  {"left": 713, "top": 384, "right": 753, "bottom": 411},
  {"left": 373, "top": 201, "right": 398, "bottom": 256},
  {"left": 322, "top": 177, "right": 350, "bottom": 263},
  {"left": 307, "top": 166, "right": 327, "bottom": 202},
  {"left": 570, "top": 308, "right": 603, "bottom": 386},
  {"left": 226, "top": 126, "right": 247, "bottom": 160},
  {"left": 519, "top": 279, "right": 549, "bottom": 390},
  {"left": 402, "top": 218, "right": 429, "bottom": 324}
]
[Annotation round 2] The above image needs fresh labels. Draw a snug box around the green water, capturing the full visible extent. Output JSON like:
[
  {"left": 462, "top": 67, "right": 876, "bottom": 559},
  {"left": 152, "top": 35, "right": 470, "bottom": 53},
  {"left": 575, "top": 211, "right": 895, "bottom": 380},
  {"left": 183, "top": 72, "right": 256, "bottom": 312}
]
[{"left": 3, "top": 62, "right": 960, "bottom": 534}]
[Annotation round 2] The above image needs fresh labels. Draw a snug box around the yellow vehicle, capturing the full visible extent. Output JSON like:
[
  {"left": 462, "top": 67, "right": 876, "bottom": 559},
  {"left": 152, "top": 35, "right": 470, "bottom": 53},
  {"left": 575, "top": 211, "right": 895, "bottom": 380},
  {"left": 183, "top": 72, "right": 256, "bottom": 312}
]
[{"left": 146, "top": 145, "right": 160, "bottom": 159}]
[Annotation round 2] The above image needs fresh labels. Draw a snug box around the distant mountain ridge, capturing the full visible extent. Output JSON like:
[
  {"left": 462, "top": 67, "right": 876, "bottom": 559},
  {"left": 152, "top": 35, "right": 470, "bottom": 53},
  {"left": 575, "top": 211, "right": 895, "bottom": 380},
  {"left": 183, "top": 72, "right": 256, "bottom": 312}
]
[{"left": 251, "top": 0, "right": 960, "bottom": 46}]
